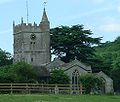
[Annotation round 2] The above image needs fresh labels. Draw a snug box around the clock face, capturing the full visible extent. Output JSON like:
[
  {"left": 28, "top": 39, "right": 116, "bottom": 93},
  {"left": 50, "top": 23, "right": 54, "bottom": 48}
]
[{"left": 30, "top": 33, "right": 36, "bottom": 40}]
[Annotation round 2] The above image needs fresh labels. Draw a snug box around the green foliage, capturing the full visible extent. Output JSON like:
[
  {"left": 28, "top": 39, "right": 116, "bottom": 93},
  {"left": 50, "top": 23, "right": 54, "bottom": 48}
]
[
  {"left": 11, "top": 62, "right": 37, "bottom": 83},
  {"left": 50, "top": 25, "right": 102, "bottom": 63},
  {"left": 111, "top": 57, "right": 120, "bottom": 92},
  {"left": 0, "top": 48, "right": 13, "bottom": 67},
  {"left": 112, "top": 57, "right": 120, "bottom": 69},
  {"left": 111, "top": 68, "right": 120, "bottom": 92},
  {"left": 79, "top": 74, "right": 103, "bottom": 94},
  {"left": 0, "top": 65, "right": 14, "bottom": 82},
  {"left": 0, "top": 62, "right": 37, "bottom": 83},
  {"left": 93, "top": 36, "right": 120, "bottom": 75},
  {"left": 49, "top": 69, "right": 70, "bottom": 84}
]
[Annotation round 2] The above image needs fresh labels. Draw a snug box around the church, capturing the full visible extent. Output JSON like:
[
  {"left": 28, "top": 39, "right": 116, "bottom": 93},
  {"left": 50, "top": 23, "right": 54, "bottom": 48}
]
[{"left": 13, "top": 7, "right": 113, "bottom": 93}]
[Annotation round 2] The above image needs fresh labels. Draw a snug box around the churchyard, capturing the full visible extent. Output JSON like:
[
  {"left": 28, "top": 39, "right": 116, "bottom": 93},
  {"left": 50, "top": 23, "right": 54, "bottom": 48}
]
[{"left": 0, "top": 94, "right": 120, "bottom": 102}]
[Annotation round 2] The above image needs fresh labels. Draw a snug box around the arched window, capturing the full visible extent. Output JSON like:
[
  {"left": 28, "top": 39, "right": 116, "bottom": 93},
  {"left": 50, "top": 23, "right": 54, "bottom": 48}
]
[
  {"left": 72, "top": 69, "right": 80, "bottom": 93},
  {"left": 72, "top": 69, "right": 79, "bottom": 85}
]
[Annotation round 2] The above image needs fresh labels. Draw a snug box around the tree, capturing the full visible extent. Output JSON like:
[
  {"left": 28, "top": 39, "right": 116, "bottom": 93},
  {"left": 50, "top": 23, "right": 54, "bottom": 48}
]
[
  {"left": 0, "top": 48, "right": 13, "bottom": 67},
  {"left": 79, "top": 74, "right": 103, "bottom": 94},
  {"left": 111, "top": 57, "right": 120, "bottom": 92},
  {"left": 0, "top": 65, "right": 15, "bottom": 83},
  {"left": 93, "top": 37, "right": 120, "bottom": 75},
  {"left": 50, "top": 25, "right": 101, "bottom": 63},
  {"left": 49, "top": 69, "right": 70, "bottom": 84},
  {"left": 11, "top": 62, "right": 37, "bottom": 83},
  {"left": 90, "top": 53, "right": 113, "bottom": 75},
  {"left": 0, "top": 62, "right": 38, "bottom": 83}
]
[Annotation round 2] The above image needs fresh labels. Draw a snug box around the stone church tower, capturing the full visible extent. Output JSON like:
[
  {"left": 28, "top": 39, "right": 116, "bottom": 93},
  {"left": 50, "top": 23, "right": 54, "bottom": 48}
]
[{"left": 13, "top": 8, "right": 51, "bottom": 66}]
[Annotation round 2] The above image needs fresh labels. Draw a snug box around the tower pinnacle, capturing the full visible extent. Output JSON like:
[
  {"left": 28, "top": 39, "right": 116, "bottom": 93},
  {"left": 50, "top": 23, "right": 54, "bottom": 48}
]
[
  {"left": 40, "top": 1, "right": 50, "bottom": 31},
  {"left": 41, "top": 7, "right": 49, "bottom": 22},
  {"left": 41, "top": 0, "right": 48, "bottom": 22}
]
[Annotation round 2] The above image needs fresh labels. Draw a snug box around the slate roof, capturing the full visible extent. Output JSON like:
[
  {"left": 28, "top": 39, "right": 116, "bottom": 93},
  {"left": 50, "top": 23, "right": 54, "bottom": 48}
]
[
  {"left": 45, "top": 58, "right": 65, "bottom": 70},
  {"left": 62, "top": 59, "right": 92, "bottom": 71},
  {"left": 46, "top": 58, "right": 92, "bottom": 73}
]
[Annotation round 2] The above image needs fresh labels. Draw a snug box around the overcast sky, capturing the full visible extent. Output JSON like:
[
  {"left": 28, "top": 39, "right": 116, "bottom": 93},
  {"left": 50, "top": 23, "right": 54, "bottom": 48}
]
[{"left": 0, "top": 0, "right": 120, "bottom": 53}]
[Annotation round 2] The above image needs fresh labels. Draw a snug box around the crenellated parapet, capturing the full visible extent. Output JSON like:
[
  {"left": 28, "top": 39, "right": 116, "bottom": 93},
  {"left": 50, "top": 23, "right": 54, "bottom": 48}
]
[
  {"left": 13, "top": 21, "right": 44, "bottom": 34},
  {"left": 13, "top": 8, "right": 50, "bottom": 34}
]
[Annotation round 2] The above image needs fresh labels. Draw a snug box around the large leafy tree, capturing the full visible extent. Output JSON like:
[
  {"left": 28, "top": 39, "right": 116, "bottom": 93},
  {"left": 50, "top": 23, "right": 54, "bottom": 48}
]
[
  {"left": 0, "top": 48, "right": 13, "bottom": 67},
  {"left": 50, "top": 25, "right": 101, "bottom": 63}
]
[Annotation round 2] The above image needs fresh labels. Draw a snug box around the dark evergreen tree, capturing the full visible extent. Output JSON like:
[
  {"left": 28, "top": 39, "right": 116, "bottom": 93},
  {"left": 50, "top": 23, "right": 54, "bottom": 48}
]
[
  {"left": 0, "top": 48, "right": 13, "bottom": 67},
  {"left": 50, "top": 24, "right": 101, "bottom": 63}
]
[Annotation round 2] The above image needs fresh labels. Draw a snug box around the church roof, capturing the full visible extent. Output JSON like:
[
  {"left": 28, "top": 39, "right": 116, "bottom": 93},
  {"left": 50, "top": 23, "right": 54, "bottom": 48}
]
[
  {"left": 62, "top": 59, "right": 92, "bottom": 72},
  {"left": 46, "top": 58, "right": 92, "bottom": 73},
  {"left": 46, "top": 58, "right": 65, "bottom": 70}
]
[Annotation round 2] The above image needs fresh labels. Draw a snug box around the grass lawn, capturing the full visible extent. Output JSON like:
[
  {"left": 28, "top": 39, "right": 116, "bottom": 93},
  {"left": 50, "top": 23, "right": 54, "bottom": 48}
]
[{"left": 0, "top": 94, "right": 120, "bottom": 102}]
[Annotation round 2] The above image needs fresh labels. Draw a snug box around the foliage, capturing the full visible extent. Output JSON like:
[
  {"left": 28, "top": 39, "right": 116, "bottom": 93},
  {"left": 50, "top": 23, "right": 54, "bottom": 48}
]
[
  {"left": 50, "top": 24, "right": 102, "bottom": 63},
  {"left": 0, "top": 65, "right": 14, "bottom": 82},
  {"left": 49, "top": 69, "right": 70, "bottom": 84},
  {"left": 111, "top": 57, "right": 120, "bottom": 92},
  {"left": 0, "top": 62, "right": 37, "bottom": 83},
  {"left": 93, "top": 36, "right": 120, "bottom": 75},
  {"left": 11, "top": 62, "right": 37, "bottom": 83},
  {"left": 0, "top": 48, "right": 13, "bottom": 67},
  {"left": 79, "top": 74, "right": 103, "bottom": 94},
  {"left": 90, "top": 53, "right": 113, "bottom": 75}
]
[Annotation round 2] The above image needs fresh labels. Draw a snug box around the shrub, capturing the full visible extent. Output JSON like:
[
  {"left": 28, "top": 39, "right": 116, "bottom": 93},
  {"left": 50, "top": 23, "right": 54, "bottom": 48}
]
[
  {"left": 79, "top": 74, "right": 103, "bottom": 94},
  {"left": 49, "top": 69, "right": 70, "bottom": 84}
]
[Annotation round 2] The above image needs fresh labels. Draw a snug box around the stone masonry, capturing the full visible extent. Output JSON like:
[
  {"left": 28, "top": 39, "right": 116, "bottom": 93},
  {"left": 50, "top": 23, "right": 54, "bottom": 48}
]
[{"left": 13, "top": 8, "right": 51, "bottom": 66}]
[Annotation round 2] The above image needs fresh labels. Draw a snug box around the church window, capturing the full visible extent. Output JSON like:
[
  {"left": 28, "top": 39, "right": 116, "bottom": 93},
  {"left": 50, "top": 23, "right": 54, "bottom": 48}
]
[
  {"left": 72, "top": 70, "right": 79, "bottom": 93},
  {"left": 72, "top": 70, "right": 79, "bottom": 84},
  {"left": 31, "top": 58, "right": 33, "bottom": 62},
  {"left": 30, "top": 42, "right": 35, "bottom": 44}
]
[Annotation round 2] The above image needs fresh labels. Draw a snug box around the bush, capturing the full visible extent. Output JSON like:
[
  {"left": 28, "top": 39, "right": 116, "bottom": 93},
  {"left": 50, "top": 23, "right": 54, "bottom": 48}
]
[
  {"left": 0, "top": 62, "right": 37, "bottom": 83},
  {"left": 79, "top": 74, "right": 103, "bottom": 94},
  {"left": 49, "top": 69, "right": 70, "bottom": 84}
]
